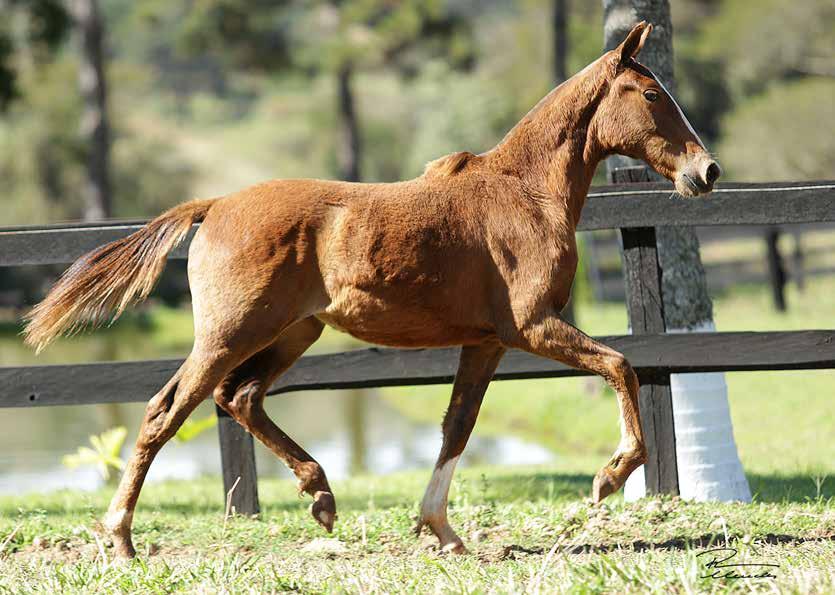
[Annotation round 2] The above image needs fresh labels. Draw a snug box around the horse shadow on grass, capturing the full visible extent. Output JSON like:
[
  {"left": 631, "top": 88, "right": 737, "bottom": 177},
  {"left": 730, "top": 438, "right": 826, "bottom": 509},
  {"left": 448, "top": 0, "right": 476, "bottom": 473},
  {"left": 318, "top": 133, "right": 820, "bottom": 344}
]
[
  {"left": 476, "top": 470, "right": 832, "bottom": 505},
  {"left": 5, "top": 470, "right": 830, "bottom": 520},
  {"left": 145, "top": 469, "right": 832, "bottom": 517},
  {"left": 484, "top": 470, "right": 834, "bottom": 559}
]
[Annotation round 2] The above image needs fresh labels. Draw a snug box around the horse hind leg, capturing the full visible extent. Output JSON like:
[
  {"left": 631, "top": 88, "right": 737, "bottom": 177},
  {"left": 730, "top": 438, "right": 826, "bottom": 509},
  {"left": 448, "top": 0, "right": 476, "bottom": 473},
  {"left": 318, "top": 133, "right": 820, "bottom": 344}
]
[
  {"left": 213, "top": 317, "right": 337, "bottom": 532},
  {"left": 105, "top": 346, "right": 240, "bottom": 558}
]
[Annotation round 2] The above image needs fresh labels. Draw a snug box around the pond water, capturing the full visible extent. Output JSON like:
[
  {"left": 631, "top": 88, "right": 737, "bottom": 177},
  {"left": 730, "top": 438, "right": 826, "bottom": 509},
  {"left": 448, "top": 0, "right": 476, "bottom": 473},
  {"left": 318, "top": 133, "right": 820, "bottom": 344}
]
[{"left": 0, "top": 387, "right": 554, "bottom": 496}]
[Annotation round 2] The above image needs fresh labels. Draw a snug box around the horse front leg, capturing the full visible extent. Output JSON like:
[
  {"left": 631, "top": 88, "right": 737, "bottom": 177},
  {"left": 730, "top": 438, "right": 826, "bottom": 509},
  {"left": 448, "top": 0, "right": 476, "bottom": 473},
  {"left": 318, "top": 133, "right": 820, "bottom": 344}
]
[
  {"left": 502, "top": 312, "right": 647, "bottom": 502},
  {"left": 414, "top": 341, "right": 505, "bottom": 553}
]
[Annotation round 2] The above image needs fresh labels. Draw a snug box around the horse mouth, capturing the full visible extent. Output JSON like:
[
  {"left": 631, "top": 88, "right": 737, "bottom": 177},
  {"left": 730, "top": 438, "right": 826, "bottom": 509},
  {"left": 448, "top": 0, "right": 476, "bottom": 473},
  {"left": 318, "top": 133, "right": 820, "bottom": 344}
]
[{"left": 680, "top": 173, "right": 711, "bottom": 197}]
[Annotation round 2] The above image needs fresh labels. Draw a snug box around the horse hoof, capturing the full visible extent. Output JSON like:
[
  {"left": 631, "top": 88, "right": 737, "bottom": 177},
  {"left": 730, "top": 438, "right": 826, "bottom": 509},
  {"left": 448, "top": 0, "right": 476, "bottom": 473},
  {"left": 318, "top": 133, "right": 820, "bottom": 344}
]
[
  {"left": 110, "top": 536, "right": 137, "bottom": 559},
  {"left": 310, "top": 491, "right": 337, "bottom": 533},
  {"left": 441, "top": 540, "right": 468, "bottom": 555},
  {"left": 592, "top": 468, "right": 618, "bottom": 503},
  {"left": 413, "top": 519, "right": 426, "bottom": 537}
]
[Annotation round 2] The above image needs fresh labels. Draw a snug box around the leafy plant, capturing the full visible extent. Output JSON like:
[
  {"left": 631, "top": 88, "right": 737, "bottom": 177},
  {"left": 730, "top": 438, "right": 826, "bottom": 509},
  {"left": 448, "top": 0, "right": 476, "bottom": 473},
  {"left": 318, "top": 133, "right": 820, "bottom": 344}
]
[
  {"left": 175, "top": 415, "right": 217, "bottom": 443},
  {"left": 62, "top": 427, "right": 127, "bottom": 481}
]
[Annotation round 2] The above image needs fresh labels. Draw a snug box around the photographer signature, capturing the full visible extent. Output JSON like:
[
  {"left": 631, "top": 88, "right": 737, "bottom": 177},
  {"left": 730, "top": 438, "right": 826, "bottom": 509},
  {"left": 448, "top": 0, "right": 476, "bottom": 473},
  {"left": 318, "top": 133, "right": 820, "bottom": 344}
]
[{"left": 697, "top": 548, "right": 779, "bottom": 579}]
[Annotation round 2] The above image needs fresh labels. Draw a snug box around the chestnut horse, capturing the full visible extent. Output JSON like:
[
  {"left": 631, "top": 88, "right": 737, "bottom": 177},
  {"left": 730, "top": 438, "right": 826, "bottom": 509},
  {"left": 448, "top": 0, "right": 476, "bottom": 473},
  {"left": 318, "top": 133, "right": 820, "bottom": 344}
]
[{"left": 25, "top": 22, "right": 720, "bottom": 557}]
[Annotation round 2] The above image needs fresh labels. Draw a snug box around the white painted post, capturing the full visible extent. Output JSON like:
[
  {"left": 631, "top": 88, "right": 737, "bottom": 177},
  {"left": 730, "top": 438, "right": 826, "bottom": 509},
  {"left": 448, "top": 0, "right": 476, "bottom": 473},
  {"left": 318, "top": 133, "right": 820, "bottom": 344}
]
[{"left": 624, "top": 322, "right": 751, "bottom": 502}]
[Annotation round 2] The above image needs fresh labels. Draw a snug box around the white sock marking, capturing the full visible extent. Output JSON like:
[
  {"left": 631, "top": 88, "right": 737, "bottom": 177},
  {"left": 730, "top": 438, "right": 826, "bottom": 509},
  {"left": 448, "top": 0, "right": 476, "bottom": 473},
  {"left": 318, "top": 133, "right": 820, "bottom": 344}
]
[
  {"left": 104, "top": 509, "right": 132, "bottom": 532},
  {"left": 420, "top": 456, "right": 460, "bottom": 519}
]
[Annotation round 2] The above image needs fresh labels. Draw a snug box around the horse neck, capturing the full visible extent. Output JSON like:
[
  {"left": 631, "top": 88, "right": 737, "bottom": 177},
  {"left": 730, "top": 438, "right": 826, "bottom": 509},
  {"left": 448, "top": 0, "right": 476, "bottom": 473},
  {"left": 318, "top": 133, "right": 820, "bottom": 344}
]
[{"left": 482, "top": 62, "right": 609, "bottom": 225}]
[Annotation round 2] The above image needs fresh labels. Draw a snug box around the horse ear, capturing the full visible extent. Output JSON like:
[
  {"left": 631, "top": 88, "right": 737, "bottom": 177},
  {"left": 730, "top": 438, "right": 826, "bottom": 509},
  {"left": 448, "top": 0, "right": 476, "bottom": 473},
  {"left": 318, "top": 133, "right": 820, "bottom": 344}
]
[{"left": 617, "top": 21, "right": 652, "bottom": 64}]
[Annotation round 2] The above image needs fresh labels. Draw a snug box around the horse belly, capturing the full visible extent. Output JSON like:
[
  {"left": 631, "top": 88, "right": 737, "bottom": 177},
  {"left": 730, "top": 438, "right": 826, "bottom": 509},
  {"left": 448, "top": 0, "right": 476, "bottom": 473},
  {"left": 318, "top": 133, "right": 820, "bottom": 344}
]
[{"left": 317, "top": 285, "right": 493, "bottom": 348}]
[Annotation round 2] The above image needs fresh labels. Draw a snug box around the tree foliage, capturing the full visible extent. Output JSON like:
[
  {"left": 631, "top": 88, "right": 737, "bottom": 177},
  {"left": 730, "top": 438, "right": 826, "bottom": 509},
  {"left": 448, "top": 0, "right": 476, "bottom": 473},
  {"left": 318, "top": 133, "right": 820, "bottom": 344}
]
[
  {"left": 0, "top": 58, "right": 193, "bottom": 224},
  {"left": 292, "top": 0, "right": 474, "bottom": 75},
  {"left": 717, "top": 78, "right": 835, "bottom": 181},
  {"left": 0, "top": 0, "right": 70, "bottom": 109},
  {"left": 698, "top": 0, "right": 835, "bottom": 98}
]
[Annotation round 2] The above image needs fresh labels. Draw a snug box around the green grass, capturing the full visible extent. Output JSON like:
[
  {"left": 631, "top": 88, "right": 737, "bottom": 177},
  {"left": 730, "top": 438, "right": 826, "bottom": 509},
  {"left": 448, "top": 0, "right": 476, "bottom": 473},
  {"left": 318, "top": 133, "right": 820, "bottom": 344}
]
[{"left": 1, "top": 465, "right": 833, "bottom": 593}]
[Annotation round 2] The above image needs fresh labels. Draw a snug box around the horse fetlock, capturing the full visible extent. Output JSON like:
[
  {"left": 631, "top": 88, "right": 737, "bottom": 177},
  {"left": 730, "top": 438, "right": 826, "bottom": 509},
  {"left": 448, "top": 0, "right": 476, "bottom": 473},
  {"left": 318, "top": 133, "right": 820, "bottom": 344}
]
[
  {"left": 440, "top": 540, "right": 468, "bottom": 555},
  {"left": 295, "top": 461, "right": 329, "bottom": 496},
  {"left": 414, "top": 512, "right": 468, "bottom": 554},
  {"left": 430, "top": 521, "right": 468, "bottom": 554},
  {"left": 111, "top": 534, "right": 137, "bottom": 559},
  {"left": 104, "top": 509, "right": 136, "bottom": 558}
]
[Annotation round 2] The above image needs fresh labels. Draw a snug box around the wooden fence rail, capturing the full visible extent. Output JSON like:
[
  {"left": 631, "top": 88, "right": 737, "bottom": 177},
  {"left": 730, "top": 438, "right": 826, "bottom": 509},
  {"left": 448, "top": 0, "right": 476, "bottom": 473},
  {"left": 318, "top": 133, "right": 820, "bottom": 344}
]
[
  {"left": 2, "top": 171, "right": 834, "bottom": 514},
  {"left": 2, "top": 181, "right": 834, "bottom": 267},
  {"left": 2, "top": 331, "right": 833, "bottom": 409}
]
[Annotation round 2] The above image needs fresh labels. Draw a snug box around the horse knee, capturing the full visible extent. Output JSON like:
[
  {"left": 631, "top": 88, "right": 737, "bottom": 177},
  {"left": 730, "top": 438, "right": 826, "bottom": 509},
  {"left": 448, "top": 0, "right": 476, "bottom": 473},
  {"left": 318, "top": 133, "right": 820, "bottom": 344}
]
[{"left": 602, "top": 352, "right": 636, "bottom": 388}]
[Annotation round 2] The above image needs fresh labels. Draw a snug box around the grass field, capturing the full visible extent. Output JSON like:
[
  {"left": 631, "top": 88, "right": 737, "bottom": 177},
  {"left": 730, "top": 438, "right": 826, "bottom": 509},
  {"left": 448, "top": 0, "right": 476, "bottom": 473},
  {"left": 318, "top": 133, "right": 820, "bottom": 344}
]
[{"left": 0, "top": 464, "right": 833, "bottom": 593}]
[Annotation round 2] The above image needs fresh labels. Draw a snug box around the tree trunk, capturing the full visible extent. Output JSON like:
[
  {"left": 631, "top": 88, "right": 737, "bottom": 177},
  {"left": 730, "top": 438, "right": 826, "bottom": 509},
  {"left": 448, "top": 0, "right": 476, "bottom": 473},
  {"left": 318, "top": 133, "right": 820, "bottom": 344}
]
[
  {"left": 336, "top": 63, "right": 361, "bottom": 182},
  {"left": 553, "top": 0, "right": 577, "bottom": 325},
  {"left": 552, "top": 0, "right": 568, "bottom": 84},
  {"left": 72, "top": 0, "right": 111, "bottom": 221},
  {"left": 603, "top": 0, "right": 751, "bottom": 502},
  {"left": 603, "top": 0, "right": 714, "bottom": 327}
]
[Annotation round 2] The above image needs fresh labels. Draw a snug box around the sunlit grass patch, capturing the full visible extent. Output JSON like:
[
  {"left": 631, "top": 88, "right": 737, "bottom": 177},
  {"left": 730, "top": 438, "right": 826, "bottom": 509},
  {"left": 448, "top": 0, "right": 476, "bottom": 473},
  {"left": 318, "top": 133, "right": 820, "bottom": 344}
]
[{"left": 1, "top": 466, "right": 834, "bottom": 593}]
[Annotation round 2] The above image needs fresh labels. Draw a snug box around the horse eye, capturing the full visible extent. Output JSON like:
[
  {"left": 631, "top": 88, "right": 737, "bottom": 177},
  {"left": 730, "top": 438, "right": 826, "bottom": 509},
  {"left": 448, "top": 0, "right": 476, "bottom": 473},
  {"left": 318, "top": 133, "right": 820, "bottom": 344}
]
[{"left": 643, "top": 89, "right": 659, "bottom": 103}]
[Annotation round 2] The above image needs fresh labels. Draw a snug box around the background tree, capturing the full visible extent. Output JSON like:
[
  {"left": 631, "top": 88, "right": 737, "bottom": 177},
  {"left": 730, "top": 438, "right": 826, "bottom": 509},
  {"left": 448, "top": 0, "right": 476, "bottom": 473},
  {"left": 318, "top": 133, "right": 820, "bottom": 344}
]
[
  {"left": 0, "top": 0, "right": 69, "bottom": 110},
  {"left": 290, "top": 0, "right": 474, "bottom": 182},
  {"left": 69, "top": 0, "right": 111, "bottom": 220},
  {"left": 717, "top": 78, "right": 835, "bottom": 181},
  {"left": 552, "top": 0, "right": 568, "bottom": 84},
  {"left": 166, "top": 0, "right": 473, "bottom": 182},
  {"left": 603, "top": 0, "right": 751, "bottom": 502}
]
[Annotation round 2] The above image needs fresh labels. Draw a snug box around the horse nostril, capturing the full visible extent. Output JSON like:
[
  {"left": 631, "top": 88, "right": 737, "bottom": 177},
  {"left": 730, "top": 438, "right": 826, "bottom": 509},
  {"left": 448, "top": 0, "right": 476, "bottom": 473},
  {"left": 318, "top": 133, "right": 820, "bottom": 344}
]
[{"left": 705, "top": 161, "right": 722, "bottom": 185}]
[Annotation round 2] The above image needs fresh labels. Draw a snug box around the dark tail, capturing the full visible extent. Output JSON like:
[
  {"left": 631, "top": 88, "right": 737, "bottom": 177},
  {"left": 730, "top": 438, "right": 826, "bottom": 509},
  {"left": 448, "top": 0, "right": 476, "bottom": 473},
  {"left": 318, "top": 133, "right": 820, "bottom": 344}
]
[{"left": 24, "top": 198, "right": 217, "bottom": 352}]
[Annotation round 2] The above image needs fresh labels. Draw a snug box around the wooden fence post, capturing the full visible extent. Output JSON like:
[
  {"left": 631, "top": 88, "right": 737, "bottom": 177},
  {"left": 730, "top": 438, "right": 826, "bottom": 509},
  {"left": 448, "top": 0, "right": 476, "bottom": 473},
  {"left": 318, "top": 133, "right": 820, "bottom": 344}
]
[
  {"left": 216, "top": 405, "right": 260, "bottom": 515},
  {"left": 612, "top": 166, "right": 679, "bottom": 495},
  {"left": 765, "top": 226, "right": 787, "bottom": 311}
]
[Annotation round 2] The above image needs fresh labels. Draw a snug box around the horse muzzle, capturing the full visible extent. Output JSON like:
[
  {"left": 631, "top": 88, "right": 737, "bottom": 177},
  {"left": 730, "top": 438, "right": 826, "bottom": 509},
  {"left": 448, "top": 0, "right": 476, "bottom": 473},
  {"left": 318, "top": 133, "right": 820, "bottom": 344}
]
[{"left": 676, "top": 158, "right": 722, "bottom": 197}]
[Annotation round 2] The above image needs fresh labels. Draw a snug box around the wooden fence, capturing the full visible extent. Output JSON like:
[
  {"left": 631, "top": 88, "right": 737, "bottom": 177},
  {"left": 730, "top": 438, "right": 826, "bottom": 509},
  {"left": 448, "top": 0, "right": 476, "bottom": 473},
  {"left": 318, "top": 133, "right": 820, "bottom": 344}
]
[
  {"left": 2, "top": 168, "right": 834, "bottom": 514},
  {"left": 584, "top": 222, "right": 831, "bottom": 310}
]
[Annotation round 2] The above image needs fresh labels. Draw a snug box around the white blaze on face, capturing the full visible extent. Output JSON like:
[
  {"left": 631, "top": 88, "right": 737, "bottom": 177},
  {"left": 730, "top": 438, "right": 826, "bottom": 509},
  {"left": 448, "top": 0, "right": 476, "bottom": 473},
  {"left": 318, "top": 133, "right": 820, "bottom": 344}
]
[
  {"left": 420, "top": 456, "right": 460, "bottom": 519},
  {"left": 644, "top": 65, "right": 706, "bottom": 150}
]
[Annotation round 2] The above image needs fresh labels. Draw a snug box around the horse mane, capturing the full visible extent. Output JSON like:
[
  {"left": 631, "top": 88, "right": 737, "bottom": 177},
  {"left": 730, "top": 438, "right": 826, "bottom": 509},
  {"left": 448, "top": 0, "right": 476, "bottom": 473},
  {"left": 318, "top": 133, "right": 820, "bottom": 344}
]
[{"left": 424, "top": 151, "right": 476, "bottom": 177}]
